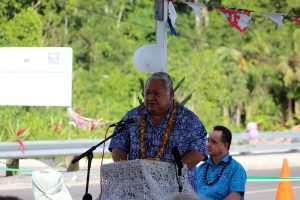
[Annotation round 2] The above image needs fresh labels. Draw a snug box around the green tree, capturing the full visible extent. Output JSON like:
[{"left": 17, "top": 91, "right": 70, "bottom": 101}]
[{"left": 0, "top": 7, "right": 42, "bottom": 46}]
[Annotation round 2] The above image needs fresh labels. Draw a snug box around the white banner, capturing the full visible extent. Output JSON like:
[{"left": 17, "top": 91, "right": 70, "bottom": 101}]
[{"left": 0, "top": 47, "right": 72, "bottom": 106}]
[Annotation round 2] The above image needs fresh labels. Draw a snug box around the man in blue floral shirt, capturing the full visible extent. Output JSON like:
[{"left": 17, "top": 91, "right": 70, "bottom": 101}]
[{"left": 109, "top": 72, "right": 208, "bottom": 190}]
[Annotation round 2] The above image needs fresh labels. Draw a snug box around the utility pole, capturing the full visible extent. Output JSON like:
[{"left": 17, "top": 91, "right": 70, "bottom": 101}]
[{"left": 154, "top": 0, "right": 168, "bottom": 71}]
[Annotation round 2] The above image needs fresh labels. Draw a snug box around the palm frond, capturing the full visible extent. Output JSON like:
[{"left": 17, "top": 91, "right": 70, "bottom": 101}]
[
  {"left": 180, "top": 93, "right": 192, "bottom": 106},
  {"left": 174, "top": 77, "right": 185, "bottom": 93},
  {"left": 139, "top": 78, "right": 145, "bottom": 98}
]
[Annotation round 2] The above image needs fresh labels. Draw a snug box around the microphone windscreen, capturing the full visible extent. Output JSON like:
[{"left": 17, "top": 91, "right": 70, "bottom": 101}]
[{"left": 124, "top": 116, "right": 140, "bottom": 124}]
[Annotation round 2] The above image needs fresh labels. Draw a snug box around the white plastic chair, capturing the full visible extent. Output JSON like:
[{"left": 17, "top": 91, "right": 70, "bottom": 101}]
[{"left": 32, "top": 170, "right": 73, "bottom": 200}]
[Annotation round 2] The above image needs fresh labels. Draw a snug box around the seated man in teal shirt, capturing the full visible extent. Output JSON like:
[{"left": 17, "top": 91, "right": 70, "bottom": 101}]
[{"left": 196, "top": 126, "right": 246, "bottom": 200}]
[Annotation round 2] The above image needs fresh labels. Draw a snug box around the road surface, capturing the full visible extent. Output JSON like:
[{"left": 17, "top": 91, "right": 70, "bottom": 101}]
[{"left": 1, "top": 167, "right": 299, "bottom": 200}]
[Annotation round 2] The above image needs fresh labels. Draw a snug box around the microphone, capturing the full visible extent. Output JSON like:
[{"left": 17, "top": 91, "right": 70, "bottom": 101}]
[
  {"left": 109, "top": 116, "right": 139, "bottom": 127},
  {"left": 172, "top": 147, "right": 183, "bottom": 193},
  {"left": 172, "top": 147, "right": 183, "bottom": 171}
]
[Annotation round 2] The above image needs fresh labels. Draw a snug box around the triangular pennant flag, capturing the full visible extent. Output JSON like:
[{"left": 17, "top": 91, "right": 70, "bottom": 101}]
[
  {"left": 215, "top": 6, "right": 251, "bottom": 32},
  {"left": 169, "top": 1, "right": 177, "bottom": 27},
  {"left": 185, "top": 2, "right": 205, "bottom": 17},
  {"left": 293, "top": 16, "right": 300, "bottom": 26},
  {"left": 261, "top": 12, "right": 284, "bottom": 27}
]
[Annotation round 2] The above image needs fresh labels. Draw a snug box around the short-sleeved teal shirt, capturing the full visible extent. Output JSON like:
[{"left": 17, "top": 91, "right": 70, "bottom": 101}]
[{"left": 196, "top": 153, "right": 247, "bottom": 200}]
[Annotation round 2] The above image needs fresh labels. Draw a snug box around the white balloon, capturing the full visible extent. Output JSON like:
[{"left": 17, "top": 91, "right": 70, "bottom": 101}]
[
  {"left": 133, "top": 44, "right": 166, "bottom": 73},
  {"left": 133, "top": 46, "right": 146, "bottom": 72}
]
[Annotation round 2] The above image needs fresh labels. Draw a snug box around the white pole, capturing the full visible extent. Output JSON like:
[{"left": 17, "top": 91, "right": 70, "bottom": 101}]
[{"left": 155, "top": 0, "right": 168, "bottom": 72}]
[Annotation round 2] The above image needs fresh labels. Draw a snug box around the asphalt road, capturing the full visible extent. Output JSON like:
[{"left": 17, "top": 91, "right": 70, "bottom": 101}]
[
  {"left": 245, "top": 167, "right": 300, "bottom": 199},
  {"left": 1, "top": 167, "right": 299, "bottom": 200}
]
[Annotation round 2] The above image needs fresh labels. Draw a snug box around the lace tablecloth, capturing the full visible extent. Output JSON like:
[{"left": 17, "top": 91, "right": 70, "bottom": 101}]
[{"left": 100, "top": 159, "right": 196, "bottom": 200}]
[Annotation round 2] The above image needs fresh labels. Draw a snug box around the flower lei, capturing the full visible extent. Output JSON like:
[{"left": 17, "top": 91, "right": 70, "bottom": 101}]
[
  {"left": 139, "top": 100, "right": 177, "bottom": 160},
  {"left": 203, "top": 156, "right": 232, "bottom": 186}
]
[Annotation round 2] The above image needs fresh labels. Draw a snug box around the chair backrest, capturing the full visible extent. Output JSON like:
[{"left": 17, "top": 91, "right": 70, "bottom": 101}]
[{"left": 32, "top": 170, "right": 73, "bottom": 200}]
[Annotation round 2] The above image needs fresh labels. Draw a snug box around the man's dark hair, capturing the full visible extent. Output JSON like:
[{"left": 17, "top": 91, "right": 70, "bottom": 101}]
[{"left": 213, "top": 125, "right": 232, "bottom": 150}]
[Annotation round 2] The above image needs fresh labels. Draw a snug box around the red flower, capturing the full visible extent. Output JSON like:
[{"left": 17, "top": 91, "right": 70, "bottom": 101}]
[
  {"left": 16, "top": 139, "right": 26, "bottom": 153},
  {"left": 257, "top": 123, "right": 263, "bottom": 129},
  {"left": 16, "top": 128, "right": 26, "bottom": 136},
  {"left": 54, "top": 124, "right": 64, "bottom": 132},
  {"left": 294, "top": 16, "right": 300, "bottom": 26},
  {"left": 90, "top": 122, "right": 97, "bottom": 132}
]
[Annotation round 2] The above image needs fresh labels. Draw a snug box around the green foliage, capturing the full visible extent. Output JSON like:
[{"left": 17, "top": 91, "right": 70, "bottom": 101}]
[
  {"left": 0, "top": 7, "right": 42, "bottom": 46},
  {"left": 1, "top": 0, "right": 300, "bottom": 141}
]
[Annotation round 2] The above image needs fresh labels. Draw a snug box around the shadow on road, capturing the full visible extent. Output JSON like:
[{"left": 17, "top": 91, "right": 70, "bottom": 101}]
[{"left": 0, "top": 196, "right": 22, "bottom": 200}]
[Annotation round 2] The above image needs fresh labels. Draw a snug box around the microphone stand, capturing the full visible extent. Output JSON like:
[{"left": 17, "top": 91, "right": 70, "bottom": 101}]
[
  {"left": 175, "top": 161, "right": 183, "bottom": 193},
  {"left": 71, "top": 128, "right": 121, "bottom": 200},
  {"left": 172, "top": 147, "right": 183, "bottom": 193}
]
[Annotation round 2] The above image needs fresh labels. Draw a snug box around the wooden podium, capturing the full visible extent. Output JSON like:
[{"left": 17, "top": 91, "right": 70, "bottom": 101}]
[{"left": 100, "top": 159, "right": 196, "bottom": 200}]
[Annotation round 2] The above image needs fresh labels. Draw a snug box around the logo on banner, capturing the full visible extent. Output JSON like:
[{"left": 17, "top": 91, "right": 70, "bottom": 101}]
[{"left": 48, "top": 53, "right": 60, "bottom": 65}]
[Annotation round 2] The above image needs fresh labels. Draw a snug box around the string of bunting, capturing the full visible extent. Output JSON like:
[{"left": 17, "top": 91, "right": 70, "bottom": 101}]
[{"left": 167, "top": 1, "right": 300, "bottom": 33}]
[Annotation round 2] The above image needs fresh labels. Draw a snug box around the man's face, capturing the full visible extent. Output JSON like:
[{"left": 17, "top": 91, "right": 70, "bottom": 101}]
[
  {"left": 144, "top": 79, "right": 173, "bottom": 116},
  {"left": 207, "top": 130, "right": 228, "bottom": 157}
]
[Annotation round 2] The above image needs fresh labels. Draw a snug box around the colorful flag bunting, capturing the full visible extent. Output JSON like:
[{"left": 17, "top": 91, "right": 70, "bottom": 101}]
[
  {"left": 167, "top": 17, "right": 177, "bottom": 35},
  {"left": 261, "top": 12, "right": 284, "bottom": 27},
  {"left": 183, "top": 1, "right": 300, "bottom": 31},
  {"left": 215, "top": 6, "right": 251, "bottom": 32},
  {"left": 169, "top": 1, "right": 177, "bottom": 26}
]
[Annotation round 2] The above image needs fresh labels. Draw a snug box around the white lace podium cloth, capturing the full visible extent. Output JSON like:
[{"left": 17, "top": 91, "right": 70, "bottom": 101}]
[{"left": 100, "top": 159, "right": 196, "bottom": 200}]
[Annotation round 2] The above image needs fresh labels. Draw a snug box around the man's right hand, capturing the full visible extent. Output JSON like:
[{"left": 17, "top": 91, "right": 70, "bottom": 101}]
[{"left": 111, "top": 148, "right": 128, "bottom": 162}]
